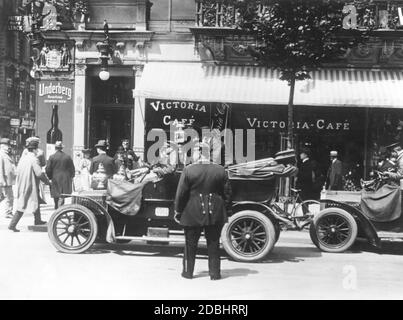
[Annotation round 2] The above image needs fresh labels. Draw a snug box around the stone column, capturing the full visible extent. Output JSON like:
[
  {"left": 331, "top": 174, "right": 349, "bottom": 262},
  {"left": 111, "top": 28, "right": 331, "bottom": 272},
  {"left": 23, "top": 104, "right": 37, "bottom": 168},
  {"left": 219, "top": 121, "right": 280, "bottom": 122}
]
[
  {"left": 72, "top": 60, "right": 87, "bottom": 166},
  {"left": 133, "top": 64, "right": 145, "bottom": 160}
]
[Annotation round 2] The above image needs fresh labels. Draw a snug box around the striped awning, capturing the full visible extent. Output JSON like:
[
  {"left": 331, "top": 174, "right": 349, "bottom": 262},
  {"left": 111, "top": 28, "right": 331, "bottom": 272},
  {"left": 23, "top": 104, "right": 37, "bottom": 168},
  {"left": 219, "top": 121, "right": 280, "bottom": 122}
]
[{"left": 134, "top": 62, "right": 403, "bottom": 108}]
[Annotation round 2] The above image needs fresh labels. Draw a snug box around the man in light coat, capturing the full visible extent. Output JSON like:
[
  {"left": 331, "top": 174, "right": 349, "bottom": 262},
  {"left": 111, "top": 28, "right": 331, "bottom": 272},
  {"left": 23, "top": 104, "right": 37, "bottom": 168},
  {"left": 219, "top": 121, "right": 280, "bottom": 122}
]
[
  {"left": 46, "top": 141, "right": 75, "bottom": 209},
  {"left": 8, "top": 140, "right": 50, "bottom": 232},
  {"left": 326, "top": 150, "right": 344, "bottom": 190},
  {"left": 0, "top": 138, "right": 16, "bottom": 218}
]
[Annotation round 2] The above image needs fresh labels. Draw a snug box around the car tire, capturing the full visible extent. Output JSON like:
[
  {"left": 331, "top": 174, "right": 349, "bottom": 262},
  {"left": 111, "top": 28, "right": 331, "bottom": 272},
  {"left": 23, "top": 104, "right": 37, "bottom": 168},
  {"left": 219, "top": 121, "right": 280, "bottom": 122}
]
[
  {"left": 221, "top": 210, "right": 276, "bottom": 262},
  {"left": 48, "top": 204, "right": 98, "bottom": 254},
  {"left": 310, "top": 208, "right": 358, "bottom": 253}
]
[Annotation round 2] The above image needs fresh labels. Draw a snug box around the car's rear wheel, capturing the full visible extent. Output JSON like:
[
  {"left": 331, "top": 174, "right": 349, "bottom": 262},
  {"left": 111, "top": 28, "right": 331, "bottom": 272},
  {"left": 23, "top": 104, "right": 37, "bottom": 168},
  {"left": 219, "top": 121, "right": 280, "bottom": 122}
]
[
  {"left": 48, "top": 204, "right": 98, "bottom": 253},
  {"left": 310, "top": 208, "right": 357, "bottom": 253},
  {"left": 221, "top": 210, "right": 276, "bottom": 262}
]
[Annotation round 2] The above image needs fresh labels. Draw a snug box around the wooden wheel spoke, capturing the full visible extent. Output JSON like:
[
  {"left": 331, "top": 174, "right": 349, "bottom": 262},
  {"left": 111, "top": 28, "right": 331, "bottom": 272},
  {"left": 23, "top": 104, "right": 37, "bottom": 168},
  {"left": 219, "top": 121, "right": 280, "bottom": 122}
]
[{"left": 62, "top": 234, "right": 71, "bottom": 244}]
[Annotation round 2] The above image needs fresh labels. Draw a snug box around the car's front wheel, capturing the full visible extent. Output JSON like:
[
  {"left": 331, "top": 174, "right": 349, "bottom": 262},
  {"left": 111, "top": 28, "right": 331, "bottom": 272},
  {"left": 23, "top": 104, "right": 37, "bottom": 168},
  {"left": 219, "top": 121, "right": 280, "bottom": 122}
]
[
  {"left": 48, "top": 204, "right": 98, "bottom": 254},
  {"left": 310, "top": 208, "right": 357, "bottom": 253}
]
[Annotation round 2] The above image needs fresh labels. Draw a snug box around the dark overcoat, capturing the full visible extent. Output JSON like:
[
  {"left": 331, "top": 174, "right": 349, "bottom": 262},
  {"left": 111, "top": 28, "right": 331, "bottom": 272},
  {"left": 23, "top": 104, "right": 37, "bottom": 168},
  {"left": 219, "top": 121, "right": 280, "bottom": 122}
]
[
  {"left": 90, "top": 153, "right": 116, "bottom": 178},
  {"left": 296, "top": 159, "right": 315, "bottom": 200},
  {"left": 46, "top": 150, "right": 75, "bottom": 198},
  {"left": 174, "top": 162, "right": 232, "bottom": 227}
]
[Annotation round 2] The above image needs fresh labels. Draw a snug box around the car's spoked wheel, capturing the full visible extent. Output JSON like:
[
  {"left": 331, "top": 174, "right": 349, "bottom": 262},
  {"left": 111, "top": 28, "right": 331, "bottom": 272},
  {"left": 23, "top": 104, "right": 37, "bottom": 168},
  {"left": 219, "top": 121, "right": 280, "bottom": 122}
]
[
  {"left": 221, "top": 210, "right": 275, "bottom": 262},
  {"left": 230, "top": 218, "right": 267, "bottom": 254},
  {"left": 317, "top": 215, "right": 351, "bottom": 247},
  {"left": 48, "top": 204, "right": 98, "bottom": 253},
  {"left": 310, "top": 208, "right": 357, "bottom": 253}
]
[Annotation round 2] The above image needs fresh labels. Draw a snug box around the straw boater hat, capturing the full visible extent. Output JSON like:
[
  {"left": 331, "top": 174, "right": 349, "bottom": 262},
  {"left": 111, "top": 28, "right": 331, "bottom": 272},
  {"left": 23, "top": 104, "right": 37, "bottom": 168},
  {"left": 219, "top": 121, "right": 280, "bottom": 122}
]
[{"left": 330, "top": 150, "right": 338, "bottom": 157}]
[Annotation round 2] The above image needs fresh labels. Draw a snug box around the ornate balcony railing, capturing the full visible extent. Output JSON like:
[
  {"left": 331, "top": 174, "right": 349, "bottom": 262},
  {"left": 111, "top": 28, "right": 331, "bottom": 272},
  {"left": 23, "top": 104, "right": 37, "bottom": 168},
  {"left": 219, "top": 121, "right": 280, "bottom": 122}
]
[{"left": 195, "top": 0, "right": 403, "bottom": 30}]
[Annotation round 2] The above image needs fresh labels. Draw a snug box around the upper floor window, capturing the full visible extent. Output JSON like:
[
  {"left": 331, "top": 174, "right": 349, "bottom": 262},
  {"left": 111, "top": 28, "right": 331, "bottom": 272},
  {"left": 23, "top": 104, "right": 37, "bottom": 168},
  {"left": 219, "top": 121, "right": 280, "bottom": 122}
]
[{"left": 195, "top": 0, "right": 238, "bottom": 27}]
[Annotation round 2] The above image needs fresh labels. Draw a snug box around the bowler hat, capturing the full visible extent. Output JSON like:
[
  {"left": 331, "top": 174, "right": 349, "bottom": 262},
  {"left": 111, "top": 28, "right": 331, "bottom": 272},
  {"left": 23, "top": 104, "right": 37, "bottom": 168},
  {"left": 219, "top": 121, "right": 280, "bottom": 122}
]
[
  {"left": 81, "top": 148, "right": 91, "bottom": 154},
  {"left": 0, "top": 138, "right": 11, "bottom": 145},
  {"left": 55, "top": 141, "right": 64, "bottom": 149},
  {"left": 26, "top": 140, "right": 39, "bottom": 149},
  {"left": 94, "top": 140, "right": 108, "bottom": 148}
]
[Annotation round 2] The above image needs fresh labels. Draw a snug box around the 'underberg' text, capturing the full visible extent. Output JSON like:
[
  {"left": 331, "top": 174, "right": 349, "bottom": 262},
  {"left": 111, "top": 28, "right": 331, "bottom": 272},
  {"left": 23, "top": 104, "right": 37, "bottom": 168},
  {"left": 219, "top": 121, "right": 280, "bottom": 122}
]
[{"left": 246, "top": 118, "right": 350, "bottom": 131}]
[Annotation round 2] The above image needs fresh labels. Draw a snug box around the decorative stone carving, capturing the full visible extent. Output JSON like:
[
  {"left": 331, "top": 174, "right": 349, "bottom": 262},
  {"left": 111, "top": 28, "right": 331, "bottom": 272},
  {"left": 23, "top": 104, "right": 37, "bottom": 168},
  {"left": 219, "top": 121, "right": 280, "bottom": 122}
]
[
  {"left": 133, "top": 64, "right": 144, "bottom": 77},
  {"left": 75, "top": 61, "right": 87, "bottom": 76}
]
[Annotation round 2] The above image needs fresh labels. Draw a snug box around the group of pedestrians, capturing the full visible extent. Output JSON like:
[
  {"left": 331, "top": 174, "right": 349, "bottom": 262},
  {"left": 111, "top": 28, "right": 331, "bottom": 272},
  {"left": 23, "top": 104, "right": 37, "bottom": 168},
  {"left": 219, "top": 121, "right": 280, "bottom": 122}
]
[
  {"left": 295, "top": 148, "right": 344, "bottom": 203},
  {"left": 0, "top": 137, "right": 75, "bottom": 232}
]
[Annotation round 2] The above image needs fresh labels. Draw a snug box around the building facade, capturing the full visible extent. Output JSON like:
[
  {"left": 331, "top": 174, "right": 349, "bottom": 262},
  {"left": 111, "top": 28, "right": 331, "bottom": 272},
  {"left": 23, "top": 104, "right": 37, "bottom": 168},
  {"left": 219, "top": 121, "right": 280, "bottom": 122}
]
[
  {"left": 0, "top": 0, "right": 36, "bottom": 159},
  {"left": 3, "top": 0, "right": 403, "bottom": 189}
]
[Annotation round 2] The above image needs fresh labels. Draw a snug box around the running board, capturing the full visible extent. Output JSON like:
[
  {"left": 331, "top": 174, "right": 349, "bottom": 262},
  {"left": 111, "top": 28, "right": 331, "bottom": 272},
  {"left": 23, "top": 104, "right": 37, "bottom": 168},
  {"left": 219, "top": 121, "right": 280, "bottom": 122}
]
[
  {"left": 115, "top": 235, "right": 207, "bottom": 245},
  {"left": 377, "top": 231, "right": 403, "bottom": 241}
]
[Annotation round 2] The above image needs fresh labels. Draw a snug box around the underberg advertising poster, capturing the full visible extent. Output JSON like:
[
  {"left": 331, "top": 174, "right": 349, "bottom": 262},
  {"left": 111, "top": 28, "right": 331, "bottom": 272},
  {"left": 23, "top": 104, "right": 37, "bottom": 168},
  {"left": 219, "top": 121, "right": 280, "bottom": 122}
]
[{"left": 36, "top": 80, "right": 74, "bottom": 158}]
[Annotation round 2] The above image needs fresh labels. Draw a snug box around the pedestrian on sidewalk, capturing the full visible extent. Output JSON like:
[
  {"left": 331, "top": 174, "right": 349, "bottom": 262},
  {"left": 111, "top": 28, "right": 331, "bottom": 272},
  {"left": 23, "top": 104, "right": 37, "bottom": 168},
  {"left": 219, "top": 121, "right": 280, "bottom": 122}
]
[
  {"left": 22, "top": 136, "right": 47, "bottom": 206},
  {"left": 174, "top": 142, "right": 232, "bottom": 280},
  {"left": 0, "top": 138, "right": 16, "bottom": 219},
  {"left": 77, "top": 149, "right": 92, "bottom": 191},
  {"left": 8, "top": 140, "right": 50, "bottom": 232},
  {"left": 45, "top": 141, "right": 75, "bottom": 209}
]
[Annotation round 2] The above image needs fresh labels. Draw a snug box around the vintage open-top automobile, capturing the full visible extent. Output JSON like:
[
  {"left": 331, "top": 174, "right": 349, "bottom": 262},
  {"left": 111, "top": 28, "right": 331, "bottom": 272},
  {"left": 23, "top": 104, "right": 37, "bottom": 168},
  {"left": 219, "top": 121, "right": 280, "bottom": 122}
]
[
  {"left": 309, "top": 172, "right": 403, "bottom": 253},
  {"left": 47, "top": 152, "right": 319, "bottom": 262}
]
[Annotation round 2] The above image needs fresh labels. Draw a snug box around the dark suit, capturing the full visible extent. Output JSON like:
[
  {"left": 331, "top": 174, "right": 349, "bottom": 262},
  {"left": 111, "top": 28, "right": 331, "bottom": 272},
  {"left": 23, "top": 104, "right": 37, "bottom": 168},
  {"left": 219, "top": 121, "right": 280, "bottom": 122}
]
[
  {"left": 326, "top": 159, "right": 343, "bottom": 190},
  {"left": 90, "top": 153, "right": 116, "bottom": 178},
  {"left": 175, "top": 161, "right": 231, "bottom": 279},
  {"left": 114, "top": 148, "right": 139, "bottom": 170},
  {"left": 46, "top": 150, "right": 75, "bottom": 209},
  {"left": 296, "top": 158, "right": 315, "bottom": 201}
]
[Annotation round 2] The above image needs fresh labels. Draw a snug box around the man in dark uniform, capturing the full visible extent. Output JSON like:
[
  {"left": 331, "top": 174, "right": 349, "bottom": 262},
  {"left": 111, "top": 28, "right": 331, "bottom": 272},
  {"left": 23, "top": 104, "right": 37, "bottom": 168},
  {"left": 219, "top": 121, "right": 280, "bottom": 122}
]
[
  {"left": 45, "top": 141, "right": 75, "bottom": 209},
  {"left": 90, "top": 140, "right": 116, "bottom": 178},
  {"left": 174, "top": 142, "right": 232, "bottom": 280}
]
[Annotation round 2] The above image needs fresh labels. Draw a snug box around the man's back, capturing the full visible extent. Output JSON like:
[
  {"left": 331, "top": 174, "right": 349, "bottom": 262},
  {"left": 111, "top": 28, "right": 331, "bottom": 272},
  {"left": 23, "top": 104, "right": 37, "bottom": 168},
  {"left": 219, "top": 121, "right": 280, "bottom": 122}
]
[
  {"left": 91, "top": 153, "right": 115, "bottom": 177},
  {"left": 46, "top": 151, "right": 75, "bottom": 179}
]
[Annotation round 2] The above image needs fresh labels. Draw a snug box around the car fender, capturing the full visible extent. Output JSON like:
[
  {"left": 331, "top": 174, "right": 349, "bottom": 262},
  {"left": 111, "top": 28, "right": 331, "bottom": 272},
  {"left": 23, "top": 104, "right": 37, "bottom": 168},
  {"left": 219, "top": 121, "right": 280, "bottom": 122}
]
[
  {"left": 320, "top": 199, "right": 381, "bottom": 248},
  {"left": 232, "top": 201, "right": 283, "bottom": 242}
]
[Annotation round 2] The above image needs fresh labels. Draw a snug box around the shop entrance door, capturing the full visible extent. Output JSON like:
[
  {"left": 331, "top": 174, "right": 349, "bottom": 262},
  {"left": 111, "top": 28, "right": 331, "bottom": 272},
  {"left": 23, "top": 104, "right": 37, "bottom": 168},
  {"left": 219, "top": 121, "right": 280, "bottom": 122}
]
[
  {"left": 88, "top": 105, "right": 133, "bottom": 156},
  {"left": 87, "top": 75, "right": 135, "bottom": 157}
]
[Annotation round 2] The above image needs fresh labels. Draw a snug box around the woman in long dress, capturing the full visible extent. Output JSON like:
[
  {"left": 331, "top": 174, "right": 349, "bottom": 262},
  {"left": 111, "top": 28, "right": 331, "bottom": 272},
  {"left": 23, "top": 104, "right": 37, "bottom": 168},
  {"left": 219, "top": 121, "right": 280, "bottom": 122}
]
[{"left": 77, "top": 149, "right": 92, "bottom": 191}]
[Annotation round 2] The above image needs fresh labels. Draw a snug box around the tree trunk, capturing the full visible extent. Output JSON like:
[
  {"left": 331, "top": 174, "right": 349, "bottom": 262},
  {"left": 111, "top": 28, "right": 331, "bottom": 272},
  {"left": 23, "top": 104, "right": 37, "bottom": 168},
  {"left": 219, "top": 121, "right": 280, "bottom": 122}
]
[{"left": 287, "top": 76, "right": 296, "bottom": 149}]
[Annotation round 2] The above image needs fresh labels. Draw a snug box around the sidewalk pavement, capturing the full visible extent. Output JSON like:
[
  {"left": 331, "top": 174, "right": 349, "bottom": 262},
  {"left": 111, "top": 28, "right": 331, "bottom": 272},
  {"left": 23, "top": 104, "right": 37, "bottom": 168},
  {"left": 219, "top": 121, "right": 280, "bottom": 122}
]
[{"left": 0, "top": 186, "right": 54, "bottom": 232}]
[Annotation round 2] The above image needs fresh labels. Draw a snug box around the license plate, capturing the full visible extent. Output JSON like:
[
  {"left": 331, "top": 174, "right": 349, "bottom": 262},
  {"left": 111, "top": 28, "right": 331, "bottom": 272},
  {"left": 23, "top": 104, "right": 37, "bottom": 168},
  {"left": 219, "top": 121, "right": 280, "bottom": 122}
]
[{"left": 155, "top": 207, "right": 169, "bottom": 217}]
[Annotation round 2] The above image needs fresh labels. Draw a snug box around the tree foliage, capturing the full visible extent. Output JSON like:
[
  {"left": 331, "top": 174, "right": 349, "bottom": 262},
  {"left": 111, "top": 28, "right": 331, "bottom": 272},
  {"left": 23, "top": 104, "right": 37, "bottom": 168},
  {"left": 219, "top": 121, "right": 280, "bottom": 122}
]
[{"left": 234, "top": 0, "right": 368, "bottom": 83}]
